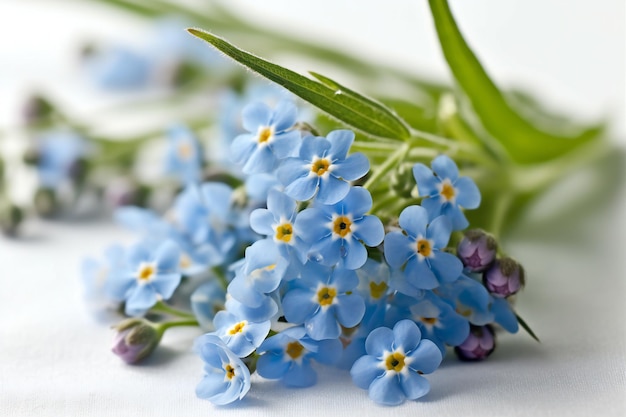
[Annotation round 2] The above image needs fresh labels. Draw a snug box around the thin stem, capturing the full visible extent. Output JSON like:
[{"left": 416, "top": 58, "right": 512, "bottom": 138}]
[
  {"left": 363, "top": 143, "right": 409, "bottom": 191},
  {"left": 157, "top": 318, "right": 200, "bottom": 332},
  {"left": 151, "top": 300, "right": 196, "bottom": 319}
]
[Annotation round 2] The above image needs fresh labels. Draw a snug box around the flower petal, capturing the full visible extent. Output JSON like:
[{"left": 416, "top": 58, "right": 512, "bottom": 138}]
[
  {"left": 368, "top": 375, "right": 405, "bottom": 406},
  {"left": 249, "top": 209, "right": 275, "bottom": 236},
  {"left": 350, "top": 355, "right": 385, "bottom": 389},
  {"left": 282, "top": 289, "right": 318, "bottom": 323},
  {"left": 400, "top": 373, "right": 431, "bottom": 400},
  {"left": 405, "top": 258, "right": 439, "bottom": 290},
  {"left": 327, "top": 129, "right": 355, "bottom": 160},
  {"left": 335, "top": 294, "right": 366, "bottom": 328},
  {"left": 392, "top": 319, "right": 422, "bottom": 352},
  {"left": 430, "top": 251, "right": 463, "bottom": 284},
  {"left": 316, "top": 175, "right": 350, "bottom": 205},
  {"left": 407, "top": 339, "right": 442, "bottom": 374},
  {"left": 431, "top": 155, "right": 459, "bottom": 181},
  {"left": 354, "top": 215, "right": 384, "bottom": 246},
  {"left": 398, "top": 205, "right": 428, "bottom": 238},
  {"left": 412, "top": 163, "right": 438, "bottom": 197},
  {"left": 271, "top": 100, "right": 298, "bottom": 132},
  {"left": 455, "top": 176, "right": 481, "bottom": 209},
  {"left": 242, "top": 102, "right": 272, "bottom": 132},
  {"left": 365, "top": 327, "right": 394, "bottom": 357},
  {"left": 427, "top": 215, "right": 452, "bottom": 249},
  {"left": 306, "top": 308, "right": 341, "bottom": 340},
  {"left": 383, "top": 232, "right": 414, "bottom": 268},
  {"left": 333, "top": 153, "right": 369, "bottom": 181}
]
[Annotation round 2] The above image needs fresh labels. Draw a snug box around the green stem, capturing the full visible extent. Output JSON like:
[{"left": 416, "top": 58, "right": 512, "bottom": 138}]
[
  {"left": 363, "top": 143, "right": 409, "bottom": 191},
  {"left": 212, "top": 266, "right": 229, "bottom": 290},
  {"left": 151, "top": 300, "right": 196, "bottom": 319},
  {"left": 157, "top": 318, "right": 200, "bottom": 333}
]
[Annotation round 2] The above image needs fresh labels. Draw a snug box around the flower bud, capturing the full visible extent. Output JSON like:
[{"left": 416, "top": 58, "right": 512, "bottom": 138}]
[
  {"left": 112, "top": 318, "right": 162, "bottom": 364},
  {"left": 0, "top": 200, "right": 24, "bottom": 237},
  {"left": 483, "top": 257, "right": 524, "bottom": 298},
  {"left": 454, "top": 324, "right": 495, "bottom": 361},
  {"left": 33, "top": 188, "right": 58, "bottom": 217},
  {"left": 457, "top": 229, "right": 497, "bottom": 272}
]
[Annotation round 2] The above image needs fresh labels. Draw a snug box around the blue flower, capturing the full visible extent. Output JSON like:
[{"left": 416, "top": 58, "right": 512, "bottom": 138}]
[
  {"left": 195, "top": 335, "right": 251, "bottom": 405},
  {"left": 225, "top": 292, "right": 279, "bottom": 324},
  {"left": 384, "top": 205, "right": 463, "bottom": 289},
  {"left": 107, "top": 240, "right": 182, "bottom": 316},
  {"left": 208, "top": 310, "right": 271, "bottom": 357},
  {"left": 81, "top": 245, "right": 126, "bottom": 322},
  {"left": 256, "top": 326, "right": 342, "bottom": 387},
  {"left": 231, "top": 100, "right": 301, "bottom": 174},
  {"left": 85, "top": 46, "right": 152, "bottom": 90},
  {"left": 164, "top": 124, "right": 204, "bottom": 184},
  {"left": 296, "top": 187, "right": 384, "bottom": 269},
  {"left": 35, "top": 131, "right": 87, "bottom": 188},
  {"left": 227, "top": 239, "right": 288, "bottom": 309},
  {"left": 350, "top": 320, "right": 442, "bottom": 406},
  {"left": 438, "top": 275, "right": 494, "bottom": 325},
  {"left": 277, "top": 130, "right": 369, "bottom": 204},
  {"left": 412, "top": 155, "right": 481, "bottom": 230},
  {"left": 281, "top": 263, "right": 365, "bottom": 340},
  {"left": 191, "top": 280, "right": 227, "bottom": 331},
  {"left": 408, "top": 292, "right": 470, "bottom": 354},
  {"left": 249, "top": 189, "right": 309, "bottom": 264}
]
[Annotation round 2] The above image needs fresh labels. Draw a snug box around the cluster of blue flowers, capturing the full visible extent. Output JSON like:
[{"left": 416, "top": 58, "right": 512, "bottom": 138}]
[{"left": 82, "top": 99, "right": 525, "bottom": 407}]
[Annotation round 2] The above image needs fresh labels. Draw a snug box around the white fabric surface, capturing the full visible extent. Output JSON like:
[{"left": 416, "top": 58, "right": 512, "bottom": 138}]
[{"left": 1, "top": 1, "right": 625, "bottom": 416}]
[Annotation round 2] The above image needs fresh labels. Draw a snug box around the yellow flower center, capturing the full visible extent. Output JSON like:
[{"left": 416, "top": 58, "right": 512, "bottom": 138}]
[
  {"left": 228, "top": 321, "right": 247, "bottom": 335},
  {"left": 177, "top": 142, "right": 193, "bottom": 160},
  {"left": 421, "top": 317, "right": 437, "bottom": 325},
  {"left": 137, "top": 264, "right": 155, "bottom": 282},
  {"left": 317, "top": 286, "right": 337, "bottom": 306},
  {"left": 179, "top": 253, "right": 192, "bottom": 269},
  {"left": 275, "top": 222, "right": 294, "bottom": 243},
  {"left": 417, "top": 239, "right": 432, "bottom": 257},
  {"left": 333, "top": 216, "right": 352, "bottom": 238},
  {"left": 385, "top": 352, "right": 406, "bottom": 372},
  {"left": 285, "top": 341, "right": 305, "bottom": 359},
  {"left": 258, "top": 126, "right": 273, "bottom": 144},
  {"left": 311, "top": 158, "right": 331, "bottom": 176},
  {"left": 440, "top": 181, "right": 456, "bottom": 201},
  {"left": 224, "top": 364, "right": 236, "bottom": 380},
  {"left": 369, "top": 281, "right": 388, "bottom": 299}
]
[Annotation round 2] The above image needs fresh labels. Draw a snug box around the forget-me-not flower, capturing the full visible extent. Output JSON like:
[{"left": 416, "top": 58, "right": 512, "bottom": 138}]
[
  {"left": 256, "top": 326, "right": 342, "bottom": 387},
  {"left": 296, "top": 187, "right": 384, "bottom": 270},
  {"left": 384, "top": 205, "right": 463, "bottom": 289},
  {"left": 277, "top": 130, "right": 369, "bottom": 205},
  {"left": 412, "top": 155, "right": 481, "bottom": 230},
  {"left": 204, "top": 310, "right": 270, "bottom": 357},
  {"left": 164, "top": 124, "right": 204, "bottom": 184},
  {"left": 195, "top": 335, "right": 251, "bottom": 405},
  {"left": 107, "top": 240, "right": 182, "bottom": 316},
  {"left": 231, "top": 100, "right": 300, "bottom": 174},
  {"left": 350, "top": 320, "right": 442, "bottom": 406},
  {"left": 281, "top": 263, "right": 365, "bottom": 340}
]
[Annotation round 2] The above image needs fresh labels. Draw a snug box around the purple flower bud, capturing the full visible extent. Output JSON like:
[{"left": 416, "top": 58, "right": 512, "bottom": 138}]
[
  {"left": 112, "top": 319, "right": 162, "bottom": 364},
  {"left": 483, "top": 258, "right": 524, "bottom": 298},
  {"left": 457, "top": 229, "right": 497, "bottom": 272},
  {"left": 455, "top": 325, "right": 495, "bottom": 361}
]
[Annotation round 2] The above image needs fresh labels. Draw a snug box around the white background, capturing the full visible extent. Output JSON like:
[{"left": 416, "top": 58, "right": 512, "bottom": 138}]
[{"left": 0, "top": 1, "right": 625, "bottom": 416}]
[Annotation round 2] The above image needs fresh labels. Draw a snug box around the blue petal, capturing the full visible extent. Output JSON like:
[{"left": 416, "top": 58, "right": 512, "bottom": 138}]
[
  {"left": 283, "top": 362, "right": 317, "bottom": 387},
  {"left": 430, "top": 251, "right": 463, "bottom": 284},
  {"left": 365, "top": 327, "right": 394, "bottom": 357},
  {"left": 421, "top": 197, "right": 443, "bottom": 221},
  {"left": 271, "top": 130, "right": 301, "bottom": 159},
  {"left": 196, "top": 373, "right": 227, "bottom": 400},
  {"left": 431, "top": 155, "right": 459, "bottom": 181},
  {"left": 125, "top": 285, "right": 157, "bottom": 315},
  {"left": 412, "top": 163, "right": 438, "bottom": 197},
  {"left": 154, "top": 240, "right": 181, "bottom": 272},
  {"left": 256, "top": 352, "right": 290, "bottom": 379},
  {"left": 284, "top": 175, "right": 319, "bottom": 202},
  {"left": 306, "top": 308, "right": 341, "bottom": 340},
  {"left": 393, "top": 320, "right": 422, "bottom": 352},
  {"left": 299, "top": 135, "right": 331, "bottom": 160},
  {"left": 491, "top": 297, "right": 519, "bottom": 333},
  {"left": 341, "top": 238, "right": 367, "bottom": 270},
  {"left": 383, "top": 232, "right": 414, "bottom": 268},
  {"left": 313, "top": 237, "right": 342, "bottom": 267},
  {"left": 271, "top": 100, "right": 298, "bottom": 131},
  {"left": 243, "top": 239, "right": 279, "bottom": 274},
  {"left": 201, "top": 183, "right": 233, "bottom": 220},
  {"left": 227, "top": 276, "right": 265, "bottom": 308},
  {"left": 242, "top": 145, "right": 276, "bottom": 174},
  {"left": 327, "top": 129, "right": 355, "bottom": 160},
  {"left": 455, "top": 176, "right": 481, "bottom": 209},
  {"left": 294, "top": 208, "right": 330, "bottom": 243},
  {"left": 400, "top": 373, "right": 430, "bottom": 400},
  {"left": 316, "top": 175, "right": 350, "bottom": 205},
  {"left": 249, "top": 209, "right": 275, "bottom": 236},
  {"left": 333, "top": 153, "right": 369, "bottom": 181},
  {"left": 407, "top": 339, "right": 442, "bottom": 374},
  {"left": 405, "top": 258, "right": 439, "bottom": 290},
  {"left": 242, "top": 102, "right": 271, "bottom": 132},
  {"left": 350, "top": 355, "right": 385, "bottom": 389},
  {"left": 369, "top": 375, "right": 405, "bottom": 406},
  {"left": 354, "top": 215, "right": 384, "bottom": 246},
  {"left": 398, "top": 205, "right": 428, "bottom": 238},
  {"left": 151, "top": 273, "right": 182, "bottom": 299},
  {"left": 340, "top": 186, "right": 373, "bottom": 217},
  {"left": 442, "top": 203, "right": 469, "bottom": 231},
  {"left": 230, "top": 133, "right": 256, "bottom": 164},
  {"left": 332, "top": 268, "right": 359, "bottom": 292},
  {"left": 335, "top": 294, "right": 366, "bottom": 328},
  {"left": 267, "top": 189, "right": 297, "bottom": 220},
  {"left": 427, "top": 215, "right": 452, "bottom": 249},
  {"left": 282, "top": 289, "right": 318, "bottom": 323},
  {"left": 312, "top": 338, "right": 343, "bottom": 365},
  {"left": 276, "top": 157, "right": 308, "bottom": 185}
]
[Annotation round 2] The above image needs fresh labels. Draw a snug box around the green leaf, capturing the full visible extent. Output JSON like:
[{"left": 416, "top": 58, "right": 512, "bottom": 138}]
[
  {"left": 188, "top": 28, "right": 411, "bottom": 141},
  {"left": 516, "top": 313, "right": 540, "bottom": 342},
  {"left": 428, "top": 0, "right": 603, "bottom": 164}
]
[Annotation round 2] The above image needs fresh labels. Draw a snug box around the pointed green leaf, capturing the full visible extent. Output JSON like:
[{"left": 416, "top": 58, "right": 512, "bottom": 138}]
[
  {"left": 188, "top": 28, "right": 410, "bottom": 141},
  {"left": 516, "top": 313, "right": 540, "bottom": 342},
  {"left": 428, "top": 0, "right": 603, "bottom": 164}
]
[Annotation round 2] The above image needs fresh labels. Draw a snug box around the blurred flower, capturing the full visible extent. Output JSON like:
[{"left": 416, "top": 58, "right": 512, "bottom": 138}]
[
  {"left": 34, "top": 131, "right": 87, "bottom": 189},
  {"left": 413, "top": 155, "right": 481, "bottom": 230},
  {"left": 350, "top": 320, "right": 442, "bottom": 406},
  {"left": 112, "top": 318, "right": 162, "bottom": 364},
  {"left": 81, "top": 244, "right": 125, "bottom": 322},
  {"left": 195, "top": 335, "right": 251, "bottom": 405},
  {"left": 384, "top": 205, "right": 462, "bottom": 289},
  {"left": 164, "top": 124, "right": 204, "bottom": 184},
  {"left": 84, "top": 46, "right": 152, "bottom": 90},
  {"left": 256, "top": 326, "right": 342, "bottom": 387},
  {"left": 277, "top": 130, "right": 369, "bottom": 204},
  {"left": 191, "top": 280, "right": 227, "bottom": 331}
]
